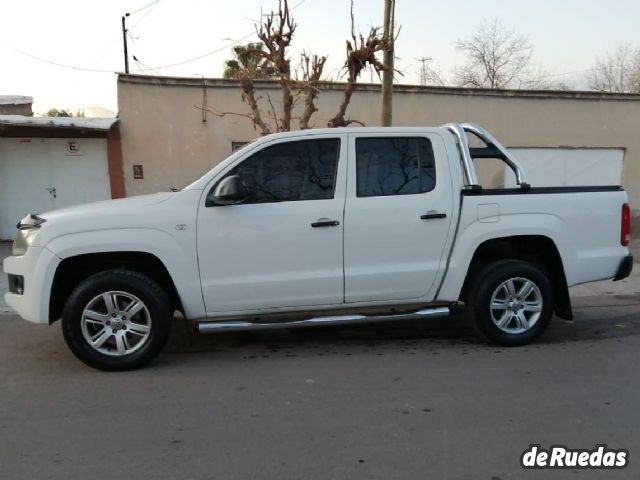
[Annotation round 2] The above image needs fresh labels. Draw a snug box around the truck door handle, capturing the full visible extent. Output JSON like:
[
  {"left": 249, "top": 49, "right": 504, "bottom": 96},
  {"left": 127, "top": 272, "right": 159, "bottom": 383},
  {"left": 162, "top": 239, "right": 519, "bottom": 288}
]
[
  {"left": 311, "top": 219, "right": 340, "bottom": 228},
  {"left": 420, "top": 212, "right": 447, "bottom": 220}
]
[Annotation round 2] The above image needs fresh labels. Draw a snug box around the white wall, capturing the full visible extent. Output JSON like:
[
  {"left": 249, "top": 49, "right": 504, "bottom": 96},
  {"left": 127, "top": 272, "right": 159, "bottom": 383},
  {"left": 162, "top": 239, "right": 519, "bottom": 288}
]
[{"left": 0, "top": 137, "right": 111, "bottom": 239}]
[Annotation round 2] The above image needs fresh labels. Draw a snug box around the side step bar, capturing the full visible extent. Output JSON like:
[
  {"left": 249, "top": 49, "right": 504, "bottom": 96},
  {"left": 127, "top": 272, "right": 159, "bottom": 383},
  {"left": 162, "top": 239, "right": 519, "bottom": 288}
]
[{"left": 196, "top": 306, "right": 450, "bottom": 334}]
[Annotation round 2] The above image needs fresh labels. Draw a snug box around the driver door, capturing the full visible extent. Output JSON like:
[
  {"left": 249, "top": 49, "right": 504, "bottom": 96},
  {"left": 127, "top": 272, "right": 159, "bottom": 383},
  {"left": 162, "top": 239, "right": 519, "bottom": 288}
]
[{"left": 197, "top": 135, "right": 347, "bottom": 314}]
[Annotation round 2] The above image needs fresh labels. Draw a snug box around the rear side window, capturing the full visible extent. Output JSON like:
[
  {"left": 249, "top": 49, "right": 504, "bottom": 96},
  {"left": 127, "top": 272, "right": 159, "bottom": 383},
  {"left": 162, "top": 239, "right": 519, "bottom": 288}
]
[
  {"left": 228, "top": 138, "right": 340, "bottom": 204},
  {"left": 356, "top": 137, "right": 436, "bottom": 197}
]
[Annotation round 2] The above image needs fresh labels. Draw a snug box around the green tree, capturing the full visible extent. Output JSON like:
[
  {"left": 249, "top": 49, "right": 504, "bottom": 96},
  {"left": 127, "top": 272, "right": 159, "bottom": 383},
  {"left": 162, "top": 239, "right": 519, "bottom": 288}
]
[
  {"left": 45, "top": 108, "right": 74, "bottom": 117},
  {"left": 223, "top": 43, "right": 276, "bottom": 80}
]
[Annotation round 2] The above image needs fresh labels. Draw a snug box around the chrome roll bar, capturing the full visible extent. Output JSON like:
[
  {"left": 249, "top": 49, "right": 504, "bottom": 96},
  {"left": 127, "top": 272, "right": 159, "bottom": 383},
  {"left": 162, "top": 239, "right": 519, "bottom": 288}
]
[
  {"left": 442, "top": 122, "right": 529, "bottom": 190},
  {"left": 442, "top": 123, "right": 479, "bottom": 188}
]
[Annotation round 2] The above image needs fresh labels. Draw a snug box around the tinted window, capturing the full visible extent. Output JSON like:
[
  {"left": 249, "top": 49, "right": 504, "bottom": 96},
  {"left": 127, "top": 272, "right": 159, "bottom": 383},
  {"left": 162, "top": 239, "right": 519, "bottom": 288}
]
[
  {"left": 356, "top": 137, "right": 436, "bottom": 197},
  {"left": 228, "top": 139, "right": 340, "bottom": 204}
]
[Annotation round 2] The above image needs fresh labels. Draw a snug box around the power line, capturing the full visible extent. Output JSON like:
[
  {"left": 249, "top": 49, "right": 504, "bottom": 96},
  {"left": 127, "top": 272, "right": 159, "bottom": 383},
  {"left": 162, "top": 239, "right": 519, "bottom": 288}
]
[
  {"left": 141, "top": 31, "right": 256, "bottom": 70},
  {"left": 143, "top": 0, "right": 308, "bottom": 71},
  {"left": 541, "top": 68, "right": 592, "bottom": 78},
  {"left": 129, "top": 0, "right": 161, "bottom": 29},
  {"left": 128, "top": 0, "right": 160, "bottom": 16},
  {"left": 0, "top": 0, "right": 308, "bottom": 75},
  {"left": 0, "top": 40, "right": 117, "bottom": 73}
]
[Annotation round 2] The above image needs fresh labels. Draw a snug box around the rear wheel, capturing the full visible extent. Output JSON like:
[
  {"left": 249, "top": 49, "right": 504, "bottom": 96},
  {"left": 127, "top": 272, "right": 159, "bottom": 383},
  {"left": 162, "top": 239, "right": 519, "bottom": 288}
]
[
  {"left": 465, "top": 260, "right": 554, "bottom": 346},
  {"left": 62, "top": 270, "right": 172, "bottom": 371}
]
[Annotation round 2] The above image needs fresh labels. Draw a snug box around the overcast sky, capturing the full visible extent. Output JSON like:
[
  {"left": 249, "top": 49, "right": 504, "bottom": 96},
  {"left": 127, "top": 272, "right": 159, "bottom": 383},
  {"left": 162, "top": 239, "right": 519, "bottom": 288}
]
[{"left": 1, "top": 0, "right": 639, "bottom": 115}]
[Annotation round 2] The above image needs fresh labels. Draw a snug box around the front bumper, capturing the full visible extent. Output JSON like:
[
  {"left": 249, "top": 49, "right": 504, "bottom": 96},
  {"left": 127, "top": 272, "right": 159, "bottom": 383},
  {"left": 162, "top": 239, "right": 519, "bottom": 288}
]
[
  {"left": 3, "top": 247, "right": 60, "bottom": 324},
  {"left": 613, "top": 255, "right": 634, "bottom": 281}
]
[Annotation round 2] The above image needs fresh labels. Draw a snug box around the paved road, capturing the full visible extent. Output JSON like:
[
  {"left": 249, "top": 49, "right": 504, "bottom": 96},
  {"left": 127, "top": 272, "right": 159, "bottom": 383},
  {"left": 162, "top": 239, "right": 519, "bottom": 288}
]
[{"left": 1, "top": 296, "right": 639, "bottom": 480}]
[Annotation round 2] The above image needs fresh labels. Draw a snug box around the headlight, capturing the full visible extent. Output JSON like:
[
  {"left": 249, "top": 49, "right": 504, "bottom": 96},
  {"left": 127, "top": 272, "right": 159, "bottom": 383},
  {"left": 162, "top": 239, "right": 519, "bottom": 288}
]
[
  {"left": 12, "top": 229, "right": 40, "bottom": 256},
  {"left": 12, "top": 214, "right": 46, "bottom": 256}
]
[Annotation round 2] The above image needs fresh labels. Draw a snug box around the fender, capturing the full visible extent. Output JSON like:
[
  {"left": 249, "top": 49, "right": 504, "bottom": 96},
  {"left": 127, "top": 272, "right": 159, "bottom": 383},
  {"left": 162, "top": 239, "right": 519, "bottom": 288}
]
[
  {"left": 437, "top": 212, "right": 569, "bottom": 301},
  {"left": 45, "top": 228, "right": 206, "bottom": 320}
]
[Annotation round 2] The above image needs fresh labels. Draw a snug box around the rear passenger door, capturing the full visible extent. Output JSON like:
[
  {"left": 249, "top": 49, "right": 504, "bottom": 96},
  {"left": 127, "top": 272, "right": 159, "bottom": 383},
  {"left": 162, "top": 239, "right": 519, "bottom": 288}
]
[{"left": 344, "top": 133, "right": 455, "bottom": 303}]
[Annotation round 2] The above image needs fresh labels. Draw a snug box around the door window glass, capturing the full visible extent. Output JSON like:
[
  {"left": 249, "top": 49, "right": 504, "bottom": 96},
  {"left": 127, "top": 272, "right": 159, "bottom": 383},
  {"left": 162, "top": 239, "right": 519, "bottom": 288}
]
[
  {"left": 227, "top": 138, "right": 340, "bottom": 204},
  {"left": 356, "top": 137, "right": 436, "bottom": 197}
]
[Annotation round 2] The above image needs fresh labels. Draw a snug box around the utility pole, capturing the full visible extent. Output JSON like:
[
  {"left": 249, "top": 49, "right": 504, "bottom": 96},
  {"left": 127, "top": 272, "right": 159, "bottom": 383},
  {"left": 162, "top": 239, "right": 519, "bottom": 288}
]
[
  {"left": 381, "top": 0, "right": 395, "bottom": 126},
  {"left": 121, "top": 13, "right": 130, "bottom": 74},
  {"left": 417, "top": 57, "right": 432, "bottom": 86}
]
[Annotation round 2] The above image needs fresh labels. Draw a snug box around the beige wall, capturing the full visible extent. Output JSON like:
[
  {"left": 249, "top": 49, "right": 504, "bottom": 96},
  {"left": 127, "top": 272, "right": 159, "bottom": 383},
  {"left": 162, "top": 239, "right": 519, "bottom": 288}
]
[{"left": 118, "top": 75, "right": 640, "bottom": 220}]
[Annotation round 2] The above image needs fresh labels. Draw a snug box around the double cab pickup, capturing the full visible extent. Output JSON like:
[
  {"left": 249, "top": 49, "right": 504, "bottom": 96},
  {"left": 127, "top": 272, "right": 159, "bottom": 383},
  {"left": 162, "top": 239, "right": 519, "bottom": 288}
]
[{"left": 4, "top": 123, "right": 633, "bottom": 370}]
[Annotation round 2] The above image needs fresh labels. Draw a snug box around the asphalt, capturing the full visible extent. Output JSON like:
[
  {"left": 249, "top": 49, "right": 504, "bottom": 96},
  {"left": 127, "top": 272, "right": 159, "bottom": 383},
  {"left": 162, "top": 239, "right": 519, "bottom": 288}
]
[
  {"left": 1, "top": 297, "right": 640, "bottom": 480},
  {"left": 1, "top": 240, "right": 639, "bottom": 479}
]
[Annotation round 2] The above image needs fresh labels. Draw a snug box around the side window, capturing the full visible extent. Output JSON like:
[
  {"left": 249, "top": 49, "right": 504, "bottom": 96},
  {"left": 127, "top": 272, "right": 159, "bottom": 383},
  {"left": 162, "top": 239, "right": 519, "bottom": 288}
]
[
  {"left": 228, "top": 138, "right": 340, "bottom": 204},
  {"left": 356, "top": 137, "right": 436, "bottom": 197}
]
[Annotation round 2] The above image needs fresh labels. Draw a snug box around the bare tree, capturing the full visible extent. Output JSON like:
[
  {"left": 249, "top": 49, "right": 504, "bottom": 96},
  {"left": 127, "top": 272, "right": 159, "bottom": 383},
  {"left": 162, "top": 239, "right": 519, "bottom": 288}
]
[
  {"left": 209, "top": 0, "right": 389, "bottom": 134},
  {"left": 296, "top": 52, "right": 327, "bottom": 129},
  {"left": 589, "top": 44, "right": 640, "bottom": 93},
  {"left": 415, "top": 20, "right": 574, "bottom": 91},
  {"left": 256, "top": 0, "right": 297, "bottom": 131},
  {"left": 453, "top": 18, "right": 534, "bottom": 89},
  {"left": 327, "top": 27, "right": 388, "bottom": 127}
]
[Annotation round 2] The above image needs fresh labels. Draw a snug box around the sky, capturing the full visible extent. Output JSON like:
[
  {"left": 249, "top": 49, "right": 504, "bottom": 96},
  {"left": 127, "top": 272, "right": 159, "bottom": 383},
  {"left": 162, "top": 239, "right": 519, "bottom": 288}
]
[{"left": 1, "top": 0, "right": 639, "bottom": 115}]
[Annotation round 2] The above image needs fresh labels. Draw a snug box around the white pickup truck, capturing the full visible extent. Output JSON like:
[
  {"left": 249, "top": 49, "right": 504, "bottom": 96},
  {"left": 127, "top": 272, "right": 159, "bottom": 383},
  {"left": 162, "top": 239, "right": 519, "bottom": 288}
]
[{"left": 4, "top": 123, "right": 633, "bottom": 370}]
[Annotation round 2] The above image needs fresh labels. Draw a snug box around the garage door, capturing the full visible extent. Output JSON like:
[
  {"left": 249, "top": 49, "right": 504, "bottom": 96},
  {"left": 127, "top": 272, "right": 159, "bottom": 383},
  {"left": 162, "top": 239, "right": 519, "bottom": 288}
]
[
  {"left": 0, "top": 137, "right": 111, "bottom": 240},
  {"left": 504, "top": 148, "right": 624, "bottom": 187}
]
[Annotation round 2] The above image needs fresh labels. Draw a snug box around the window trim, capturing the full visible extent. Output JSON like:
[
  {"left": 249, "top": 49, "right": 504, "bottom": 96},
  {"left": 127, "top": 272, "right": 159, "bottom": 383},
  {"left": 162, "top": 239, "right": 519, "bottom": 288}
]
[{"left": 354, "top": 136, "right": 437, "bottom": 198}]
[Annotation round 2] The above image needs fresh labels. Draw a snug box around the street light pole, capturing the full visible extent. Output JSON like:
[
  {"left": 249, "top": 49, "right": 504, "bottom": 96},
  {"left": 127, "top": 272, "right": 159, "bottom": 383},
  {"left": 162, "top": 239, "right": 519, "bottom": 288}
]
[{"left": 121, "top": 13, "right": 130, "bottom": 74}]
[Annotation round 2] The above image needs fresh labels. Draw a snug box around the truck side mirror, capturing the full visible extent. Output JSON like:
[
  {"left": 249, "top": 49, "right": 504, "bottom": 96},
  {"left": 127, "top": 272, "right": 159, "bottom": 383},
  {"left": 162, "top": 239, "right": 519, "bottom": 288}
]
[{"left": 207, "top": 175, "right": 248, "bottom": 206}]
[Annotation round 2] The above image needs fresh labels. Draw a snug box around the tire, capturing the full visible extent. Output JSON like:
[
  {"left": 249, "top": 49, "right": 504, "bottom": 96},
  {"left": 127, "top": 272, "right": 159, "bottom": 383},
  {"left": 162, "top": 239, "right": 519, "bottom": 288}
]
[
  {"left": 62, "top": 269, "right": 173, "bottom": 371},
  {"left": 465, "top": 260, "right": 554, "bottom": 346}
]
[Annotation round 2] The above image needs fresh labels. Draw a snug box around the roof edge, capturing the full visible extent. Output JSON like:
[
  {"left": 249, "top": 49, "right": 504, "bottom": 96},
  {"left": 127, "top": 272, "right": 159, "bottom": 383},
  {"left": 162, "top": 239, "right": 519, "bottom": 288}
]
[
  {"left": 0, "top": 95, "right": 34, "bottom": 106},
  {"left": 117, "top": 73, "right": 640, "bottom": 101},
  {"left": 0, "top": 115, "right": 118, "bottom": 131}
]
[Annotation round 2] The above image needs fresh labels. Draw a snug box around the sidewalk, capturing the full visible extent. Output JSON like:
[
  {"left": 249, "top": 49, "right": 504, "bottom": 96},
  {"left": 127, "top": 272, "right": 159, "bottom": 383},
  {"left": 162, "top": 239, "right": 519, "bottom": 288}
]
[
  {"left": 0, "top": 241, "right": 12, "bottom": 313},
  {"left": 1, "top": 240, "right": 638, "bottom": 315}
]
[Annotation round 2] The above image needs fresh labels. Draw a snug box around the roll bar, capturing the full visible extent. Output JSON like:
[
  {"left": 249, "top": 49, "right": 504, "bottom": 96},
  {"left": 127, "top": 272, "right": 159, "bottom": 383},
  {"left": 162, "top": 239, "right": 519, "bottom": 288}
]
[{"left": 442, "top": 122, "right": 530, "bottom": 190}]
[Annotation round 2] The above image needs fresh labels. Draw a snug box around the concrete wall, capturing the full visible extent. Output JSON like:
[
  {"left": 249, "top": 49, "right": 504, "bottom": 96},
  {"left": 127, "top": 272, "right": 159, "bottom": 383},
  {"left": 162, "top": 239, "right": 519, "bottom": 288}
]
[{"left": 118, "top": 75, "right": 640, "bottom": 223}]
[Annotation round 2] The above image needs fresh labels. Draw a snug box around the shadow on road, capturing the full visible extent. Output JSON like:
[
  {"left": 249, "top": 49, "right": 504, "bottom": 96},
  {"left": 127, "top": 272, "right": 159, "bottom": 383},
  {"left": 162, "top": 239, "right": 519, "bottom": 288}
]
[
  {"left": 3, "top": 299, "right": 637, "bottom": 372},
  {"left": 162, "top": 301, "right": 640, "bottom": 365}
]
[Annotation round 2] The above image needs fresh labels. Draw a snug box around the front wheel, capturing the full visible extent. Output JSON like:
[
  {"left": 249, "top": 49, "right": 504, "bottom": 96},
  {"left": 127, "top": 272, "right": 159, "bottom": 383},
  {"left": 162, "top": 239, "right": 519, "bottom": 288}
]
[
  {"left": 465, "top": 260, "right": 554, "bottom": 346},
  {"left": 62, "top": 270, "right": 173, "bottom": 371}
]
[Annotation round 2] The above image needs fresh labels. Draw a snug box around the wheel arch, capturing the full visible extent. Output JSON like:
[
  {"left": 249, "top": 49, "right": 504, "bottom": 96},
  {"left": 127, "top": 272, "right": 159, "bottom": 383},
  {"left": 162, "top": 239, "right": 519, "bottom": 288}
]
[
  {"left": 49, "top": 251, "right": 184, "bottom": 324},
  {"left": 459, "top": 235, "right": 572, "bottom": 320}
]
